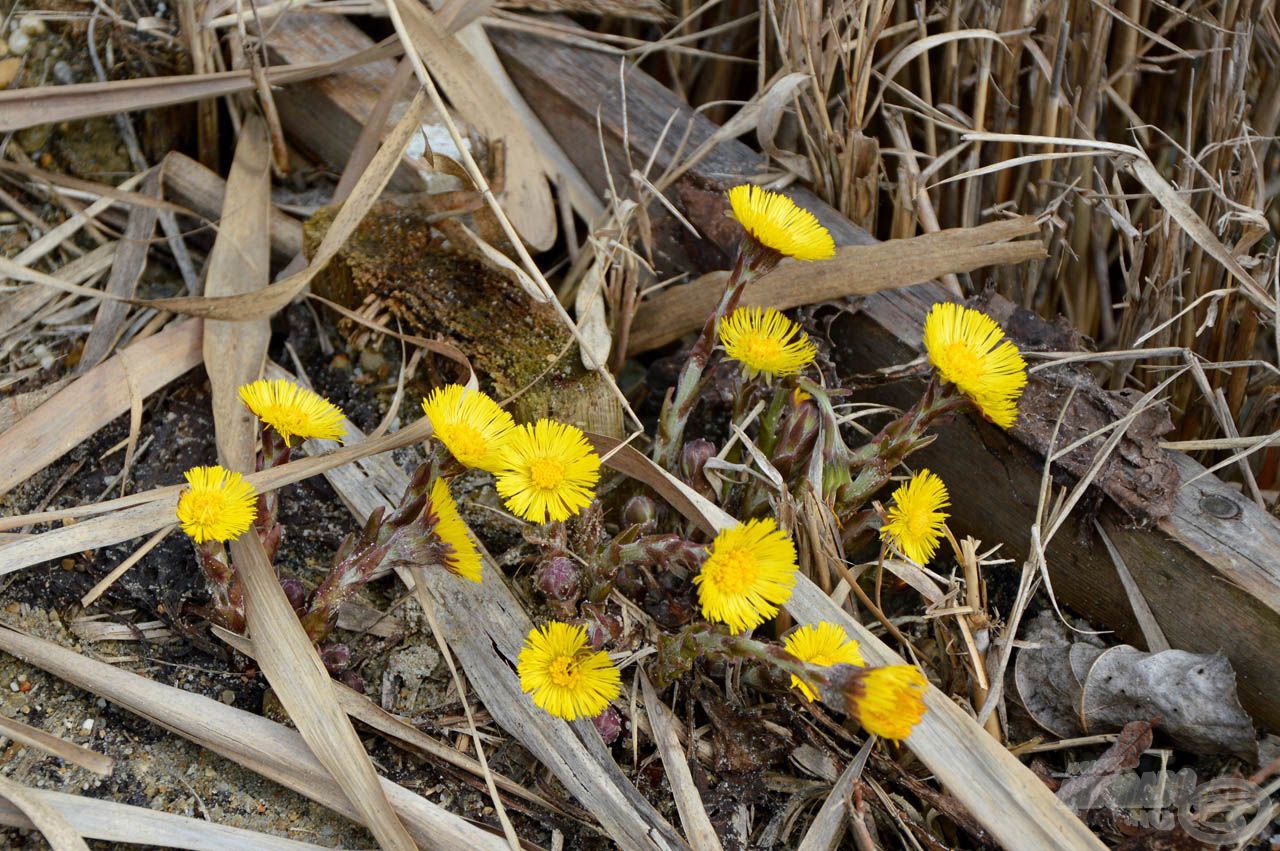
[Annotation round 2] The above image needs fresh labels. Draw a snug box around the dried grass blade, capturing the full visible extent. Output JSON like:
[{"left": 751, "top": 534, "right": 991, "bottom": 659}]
[
  {"left": 0, "top": 39, "right": 403, "bottom": 132},
  {"left": 392, "top": 0, "right": 555, "bottom": 249},
  {"left": 0, "top": 241, "right": 117, "bottom": 338},
  {"left": 214, "top": 624, "right": 564, "bottom": 815},
  {"left": 198, "top": 113, "right": 415, "bottom": 851},
  {"left": 638, "top": 670, "right": 723, "bottom": 850},
  {"left": 77, "top": 172, "right": 160, "bottom": 371},
  {"left": 794, "top": 737, "right": 874, "bottom": 851},
  {"left": 0, "top": 319, "right": 203, "bottom": 497},
  {"left": 0, "top": 776, "right": 90, "bottom": 851},
  {"left": 203, "top": 114, "right": 272, "bottom": 468},
  {"left": 0, "top": 625, "right": 508, "bottom": 849},
  {"left": 0, "top": 713, "right": 114, "bottom": 775},
  {"left": 0, "top": 787, "right": 336, "bottom": 850},
  {"left": 628, "top": 217, "right": 1044, "bottom": 353},
  {"left": 230, "top": 536, "right": 417, "bottom": 850}
]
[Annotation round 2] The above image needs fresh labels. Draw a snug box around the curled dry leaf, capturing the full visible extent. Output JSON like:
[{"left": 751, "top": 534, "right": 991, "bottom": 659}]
[
  {"left": 1081, "top": 647, "right": 1257, "bottom": 762},
  {"left": 1015, "top": 612, "right": 1257, "bottom": 761}
]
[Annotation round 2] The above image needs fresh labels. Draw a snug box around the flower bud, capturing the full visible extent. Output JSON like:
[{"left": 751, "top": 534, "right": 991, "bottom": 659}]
[
  {"left": 680, "top": 439, "right": 717, "bottom": 498},
  {"left": 773, "top": 398, "right": 820, "bottom": 480},
  {"left": 279, "top": 577, "right": 307, "bottom": 613},
  {"left": 622, "top": 495, "right": 658, "bottom": 528},
  {"left": 592, "top": 706, "right": 622, "bottom": 744},
  {"left": 320, "top": 643, "right": 352, "bottom": 674},
  {"left": 535, "top": 556, "right": 580, "bottom": 602}
]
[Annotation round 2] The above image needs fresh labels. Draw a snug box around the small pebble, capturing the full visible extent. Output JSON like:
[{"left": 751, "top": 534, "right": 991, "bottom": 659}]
[
  {"left": 0, "top": 211, "right": 18, "bottom": 224},
  {"left": 81, "top": 719, "right": 93, "bottom": 732},
  {"left": 51, "top": 60, "right": 72, "bottom": 85},
  {"left": 218, "top": 689, "right": 235, "bottom": 705},
  {"left": 6, "top": 31, "right": 29, "bottom": 58},
  {"left": 18, "top": 15, "right": 46, "bottom": 36},
  {"left": 8, "top": 681, "right": 17, "bottom": 692},
  {"left": 0, "top": 57, "right": 20, "bottom": 89},
  {"left": 95, "top": 698, "right": 106, "bottom": 709}
]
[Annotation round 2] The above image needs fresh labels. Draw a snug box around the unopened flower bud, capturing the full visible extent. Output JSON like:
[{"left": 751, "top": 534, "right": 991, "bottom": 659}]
[
  {"left": 773, "top": 399, "right": 820, "bottom": 480},
  {"left": 535, "top": 556, "right": 580, "bottom": 602},
  {"left": 592, "top": 706, "right": 622, "bottom": 744},
  {"left": 622, "top": 495, "right": 658, "bottom": 528},
  {"left": 320, "top": 643, "right": 351, "bottom": 674},
  {"left": 680, "top": 439, "right": 716, "bottom": 498},
  {"left": 279, "top": 578, "right": 307, "bottom": 613}
]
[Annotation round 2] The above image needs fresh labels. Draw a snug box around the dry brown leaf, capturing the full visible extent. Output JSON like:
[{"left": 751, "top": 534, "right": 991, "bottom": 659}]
[
  {"left": 1080, "top": 646, "right": 1257, "bottom": 761},
  {"left": 0, "top": 319, "right": 203, "bottom": 497},
  {"left": 627, "top": 216, "right": 1045, "bottom": 353},
  {"left": 76, "top": 172, "right": 159, "bottom": 372}
]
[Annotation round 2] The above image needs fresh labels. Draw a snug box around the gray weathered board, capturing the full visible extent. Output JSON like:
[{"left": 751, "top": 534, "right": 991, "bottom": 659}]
[{"left": 488, "top": 26, "right": 1280, "bottom": 732}]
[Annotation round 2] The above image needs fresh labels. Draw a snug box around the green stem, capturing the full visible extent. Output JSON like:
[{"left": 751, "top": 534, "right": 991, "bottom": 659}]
[{"left": 653, "top": 252, "right": 754, "bottom": 470}]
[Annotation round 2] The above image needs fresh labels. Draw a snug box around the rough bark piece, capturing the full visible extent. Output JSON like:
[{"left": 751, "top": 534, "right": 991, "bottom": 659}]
[
  {"left": 305, "top": 197, "right": 623, "bottom": 436},
  {"left": 488, "top": 23, "right": 1280, "bottom": 730}
]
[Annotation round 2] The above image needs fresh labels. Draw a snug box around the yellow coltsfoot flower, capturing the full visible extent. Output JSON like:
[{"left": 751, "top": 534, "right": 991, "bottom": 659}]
[
  {"left": 238, "top": 379, "right": 346, "bottom": 447},
  {"left": 421, "top": 384, "right": 516, "bottom": 473},
  {"left": 728, "top": 184, "right": 836, "bottom": 262},
  {"left": 718, "top": 306, "right": 817, "bottom": 381},
  {"left": 176, "top": 465, "right": 258, "bottom": 544},
  {"left": 695, "top": 518, "right": 798, "bottom": 633},
  {"left": 923, "top": 303, "right": 1028, "bottom": 428},
  {"left": 879, "top": 469, "right": 950, "bottom": 565},
  {"left": 518, "top": 621, "right": 621, "bottom": 720},
  {"left": 428, "top": 478, "right": 482, "bottom": 583},
  {"left": 784, "top": 622, "right": 865, "bottom": 701},
  {"left": 850, "top": 665, "right": 928, "bottom": 742},
  {"left": 496, "top": 419, "right": 600, "bottom": 523}
]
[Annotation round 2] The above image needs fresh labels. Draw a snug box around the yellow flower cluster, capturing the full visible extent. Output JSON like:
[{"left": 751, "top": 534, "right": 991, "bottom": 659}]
[{"left": 421, "top": 384, "right": 601, "bottom": 525}]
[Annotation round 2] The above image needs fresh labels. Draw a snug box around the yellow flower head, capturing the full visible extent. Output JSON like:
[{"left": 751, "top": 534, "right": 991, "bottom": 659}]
[
  {"left": 879, "top": 469, "right": 950, "bottom": 565},
  {"left": 695, "top": 518, "right": 798, "bottom": 632},
  {"left": 923, "top": 303, "right": 1028, "bottom": 428},
  {"left": 718, "top": 306, "right": 817, "bottom": 381},
  {"left": 428, "top": 478, "right": 482, "bottom": 583},
  {"left": 851, "top": 665, "right": 928, "bottom": 742},
  {"left": 238, "top": 379, "right": 346, "bottom": 447},
  {"left": 496, "top": 419, "right": 600, "bottom": 524},
  {"left": 422, "top": 384, "right": 516, "bottom": 473},
  {"left": 728, "top": 184, "right": 835, "bottom": 262},
  {"left": 518, "top": 621, "right": 621, "bottom": 720},
  {"left": 784, "top": 622, "right": 865, "bottom": 701},
  {"left": 176, "top": 465, "right": 258, "bottom": 544}
]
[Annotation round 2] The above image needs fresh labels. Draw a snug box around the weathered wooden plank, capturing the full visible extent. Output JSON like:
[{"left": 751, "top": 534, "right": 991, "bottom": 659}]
[{"left": 489, "top": 25, "right": 1280, "bottom": 731}]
